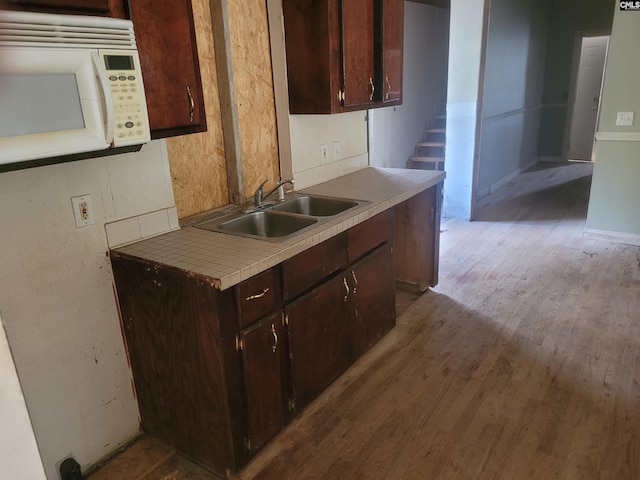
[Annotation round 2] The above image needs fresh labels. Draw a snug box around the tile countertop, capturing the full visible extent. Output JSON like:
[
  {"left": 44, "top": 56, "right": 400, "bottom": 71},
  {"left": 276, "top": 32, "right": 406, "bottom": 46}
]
[{"left": 113, "top": 167, "right": 445, "bottom": 290}]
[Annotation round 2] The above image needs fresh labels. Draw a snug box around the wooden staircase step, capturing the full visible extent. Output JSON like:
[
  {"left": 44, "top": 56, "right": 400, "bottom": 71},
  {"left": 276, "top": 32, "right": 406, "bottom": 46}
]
[
  {"left": 432, "top": 115, "right": 447, "bottom": 128},
  {"left": 409, "top": 108, "right": 447, "bottom": 170},
  {"left": 422, "top": 129, "right": 446, "bottom": 143},
  {"left": 408, "top": 156, "right": 444, "bottom": 163},
  {"left": 406, "top": 156, "right": 445, "bottom": 170}
]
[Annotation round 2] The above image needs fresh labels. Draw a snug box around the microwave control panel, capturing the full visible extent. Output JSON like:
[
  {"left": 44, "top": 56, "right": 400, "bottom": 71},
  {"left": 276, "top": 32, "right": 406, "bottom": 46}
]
[{"left": 101, "top": 51, "right": 151, "bottom": 146}]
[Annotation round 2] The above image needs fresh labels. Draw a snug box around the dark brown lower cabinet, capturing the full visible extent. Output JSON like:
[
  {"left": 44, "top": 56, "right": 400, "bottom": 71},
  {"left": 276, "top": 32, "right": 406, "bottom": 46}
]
[
  {"left": 395, "top": 182, "right": 442, "bottom": 290},
  {"left": 239, "top": 312, "right": 286, "bottom": 453},
  {"left": 349, "top": 243, "right": 395, "bottom": 359},
  {"left": 110, "top": 255, "right": 245, "bottom": 474},
  {"left": 109, "top": 187, "right": 443, "bottom": 476},
  {"left": 287, "top": 240, "right": 395, "bottom": 411},
  {"left": 286, "top": 273, "right": 352, "bottom": 411}
]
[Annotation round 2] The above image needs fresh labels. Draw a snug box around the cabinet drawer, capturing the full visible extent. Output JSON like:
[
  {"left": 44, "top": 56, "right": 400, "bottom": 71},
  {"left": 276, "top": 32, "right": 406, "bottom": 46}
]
[
  {"left": 283, "top": 233, "right": 348, "bottom": 301},
  {"left": 236, "top": 268, "right": 280, "bottom": 329},
  {"left": 347, "top": 209, "right": 394, "bottom": 263}
]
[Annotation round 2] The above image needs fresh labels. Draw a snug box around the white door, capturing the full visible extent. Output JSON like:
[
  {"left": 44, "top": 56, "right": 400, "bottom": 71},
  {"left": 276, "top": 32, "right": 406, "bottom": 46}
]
[{"left": 568, "top": 36, "right": 608, "bottom": 161}]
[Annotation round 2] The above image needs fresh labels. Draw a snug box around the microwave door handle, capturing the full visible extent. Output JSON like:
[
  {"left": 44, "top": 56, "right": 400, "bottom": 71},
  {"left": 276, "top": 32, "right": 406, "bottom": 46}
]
[{"left": 91, "top": 52, "right": 114, "bottom": 146}]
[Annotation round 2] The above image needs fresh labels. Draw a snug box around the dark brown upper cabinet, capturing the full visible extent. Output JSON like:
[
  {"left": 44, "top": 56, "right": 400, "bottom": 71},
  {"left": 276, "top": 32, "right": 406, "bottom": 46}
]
[
  {"left": 380, "top": 0, "right": 403, "bottom": 104},
  {"left": 128, "top": 0, "right": 207, "bottom": 139},
  {"left": 3, "top": 0, "right": 123, "bottom": 16},
  {"left": 282, "top": 0, "right": 404, "bottom": 114},
  {"left": 341, "top": 0, "right": 376, "bottom": 109},
  {"left": 5, "top": 0, "right": 206, "bottom": 138}
]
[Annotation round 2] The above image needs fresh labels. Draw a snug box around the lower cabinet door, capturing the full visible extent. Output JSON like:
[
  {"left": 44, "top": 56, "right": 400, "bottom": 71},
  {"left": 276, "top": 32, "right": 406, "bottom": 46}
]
[
  {"left": 286, "top": 273, "right": 352, "bottom": 411},
  {"left": 240, "top": 313, "right": 285, "bottom": 453},
  {"left": 349, "top": 243, "right": 396, "bottom": 359}
]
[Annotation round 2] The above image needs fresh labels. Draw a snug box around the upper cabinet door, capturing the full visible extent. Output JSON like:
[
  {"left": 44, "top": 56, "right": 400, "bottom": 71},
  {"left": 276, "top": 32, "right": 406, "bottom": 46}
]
[
  {"left": 282, "top": 0, "right": 403, "bottom": 114},
  {"left": 128, "top": 0, "right": 207, "bottom": 139},
  {"left": 6, "top": 0, "right": 109, "bottom": 12},
  {"left": 381, "top": 0, "right": 403, "bottom": 104},
  {"left": 341, "top": 0, "right": 375, "bottom": 108},
  {"left": 4, "top": 0, "right": 119, "bottom": 15}
]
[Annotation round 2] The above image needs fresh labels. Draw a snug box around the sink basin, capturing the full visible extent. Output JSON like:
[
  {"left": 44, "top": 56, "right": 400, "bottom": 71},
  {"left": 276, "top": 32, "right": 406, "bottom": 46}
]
[
  {"left": 196, "top": 211, "right": 317, "bottom": 239},
  {"left": 194, "top": 194, "right": 365, "bottom": 241},
  {"left": 271, "top": 195, "right": 359, "bottom": 216}
]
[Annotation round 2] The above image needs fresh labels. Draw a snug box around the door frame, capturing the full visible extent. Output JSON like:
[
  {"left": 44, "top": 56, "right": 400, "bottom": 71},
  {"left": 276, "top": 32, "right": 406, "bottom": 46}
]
[{"left": 561, "top": 29, "right": 610, "bottom": 162}]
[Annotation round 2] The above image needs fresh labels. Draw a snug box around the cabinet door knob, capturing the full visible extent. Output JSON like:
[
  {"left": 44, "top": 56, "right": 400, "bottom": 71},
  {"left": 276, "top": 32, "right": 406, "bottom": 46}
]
[
  {"left": 369, "top": 77, "right": 375, "bottom": 102},
  {"left": 187, "top": 86, "right": 195, "bottom": 123},
  {"left": 246, "top": 287, "right": 269, "bottom": 301},
  {"left": 271, "top": 323, "right": 278, "bottom": 353}
]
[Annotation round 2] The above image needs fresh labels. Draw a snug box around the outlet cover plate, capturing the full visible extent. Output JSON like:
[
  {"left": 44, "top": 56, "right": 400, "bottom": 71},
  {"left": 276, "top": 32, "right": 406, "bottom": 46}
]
[
  {"left": 71, "top": 195, "right": 95, "bottom": 228},
  {"left": 333, "top": 141, "right": 341, "bottom": 160},
  {"left": 616, "top": 111, "right": 634, "bottom": 126},
  {"left": 320, "top": 144, "right": 329, "bottom": 163}
]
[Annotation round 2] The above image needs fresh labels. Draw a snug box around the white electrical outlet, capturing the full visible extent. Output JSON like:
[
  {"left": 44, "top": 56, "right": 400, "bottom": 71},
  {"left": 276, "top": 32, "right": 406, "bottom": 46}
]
[
  {"left": 333, "top": 141, "right": 341, "bottom": 160},
  {"left": 616, "top": 111, "right": 634, "bottom": 126},
  {"left": 320, "top": 144, "right": 329, "bottom": 163},
  {"left": 71, "top": 195, "right": 95, "bottom": 228}
]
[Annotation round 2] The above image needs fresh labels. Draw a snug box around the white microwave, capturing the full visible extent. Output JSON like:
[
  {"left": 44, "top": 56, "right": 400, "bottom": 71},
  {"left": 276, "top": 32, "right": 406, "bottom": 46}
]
[{"left": 0, "top": 11, "right": 151, "bottom": 168}]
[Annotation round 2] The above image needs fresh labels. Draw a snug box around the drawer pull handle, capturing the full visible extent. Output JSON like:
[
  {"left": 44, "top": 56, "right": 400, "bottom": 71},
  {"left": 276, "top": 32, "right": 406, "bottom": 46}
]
[
  {"left": 385, "top": 76, "right": 391, "bottom": 101},
  {"left": 369, "top": 77, "right": 375, "bottom": 101},
  {"left": 343, "top": 277, "right": 350, "bottom": 302},
  {"left": 271, "top": 323, "right": 278, "bottom": 352},
  {"left": 351, "top": 270, "right": 358, "bottom": 294},
  {"left": 246, "top": 288, "right": 269, "bottom": 301}
]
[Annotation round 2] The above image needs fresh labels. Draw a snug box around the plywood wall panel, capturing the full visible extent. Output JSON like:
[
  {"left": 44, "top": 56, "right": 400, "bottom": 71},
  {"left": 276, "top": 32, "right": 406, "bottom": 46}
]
[
  {"left": 167, "top": 0, "right": 229, "bottom": 219},
  {"left": 228, "top": 0, "right": 281, "bottom": 199}
]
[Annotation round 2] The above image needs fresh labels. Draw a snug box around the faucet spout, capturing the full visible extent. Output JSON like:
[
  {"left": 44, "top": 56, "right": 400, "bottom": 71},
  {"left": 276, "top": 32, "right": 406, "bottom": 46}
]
[
  {"left": 254, "top": 178, "right": 295, "bottom": 207},
  {"left": 253, "top": 179, "right": 270, "bottom": 208}
]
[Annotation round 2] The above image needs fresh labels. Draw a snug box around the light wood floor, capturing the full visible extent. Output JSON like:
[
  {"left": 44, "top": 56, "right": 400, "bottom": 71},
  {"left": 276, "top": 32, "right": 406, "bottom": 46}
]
[{"left": 93, "top": 161, "right": 640, "bottom": 479}]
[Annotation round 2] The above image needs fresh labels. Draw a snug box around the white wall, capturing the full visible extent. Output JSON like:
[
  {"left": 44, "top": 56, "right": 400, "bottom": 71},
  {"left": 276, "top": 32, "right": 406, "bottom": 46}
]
[
  {"left": 268, "top": 0, "right": 372, "bottom": 190},
  {"left": 289, "top": 111, "right": 369, "bottom": 189},
  {"left": 0, "top": 141, "right": 178, "bottom": 479},
  {"left": 444, "top": 0, "right": 487, "bottom": 219},
  {"left": 586, "top": 6, "right": 640, "bottom": 238},
  {"left": 538, "top": 0, "right": 615, "bottom": 159},
  {"left": 0, "top": 316, "right": 47, "bottom": 480},
  {"left": 369, "top": 2, "right": 449, "bottom": 169},
  {"left": 476, "top": 0, "right": 551, "bottom": 198}
]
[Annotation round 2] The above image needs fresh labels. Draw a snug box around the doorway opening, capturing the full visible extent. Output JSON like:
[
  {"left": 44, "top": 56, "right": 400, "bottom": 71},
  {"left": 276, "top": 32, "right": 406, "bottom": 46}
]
[{"left": 565, "top": 34, "right": 609, "bottom": 162}]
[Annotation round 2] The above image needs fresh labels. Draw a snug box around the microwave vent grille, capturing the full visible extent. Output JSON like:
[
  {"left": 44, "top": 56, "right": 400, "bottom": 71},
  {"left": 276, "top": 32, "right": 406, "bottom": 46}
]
[{"left": 0, "top": 11, "right": 136, "bottom": 50}]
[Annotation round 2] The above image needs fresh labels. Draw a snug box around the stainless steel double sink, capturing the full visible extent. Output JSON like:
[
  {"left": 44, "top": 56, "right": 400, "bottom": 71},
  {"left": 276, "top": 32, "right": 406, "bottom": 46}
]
[{"left": 194, "top": 194, "right": 367, "bottom": 241}]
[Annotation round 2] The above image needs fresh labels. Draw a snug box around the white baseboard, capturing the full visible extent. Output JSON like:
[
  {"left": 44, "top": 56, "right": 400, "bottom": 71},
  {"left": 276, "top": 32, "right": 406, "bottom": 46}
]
[
  {"left": 583, "top": 229, "right": 640, "bottom": 246},
  {"left": 595, "top": 132, "right": 640, "bottom": 142},
  {"left": 476, "top": 157, "right": 539, "bottom": 200},
  {"left": 539, "top": 155, "right": 563, "bottom": 163},
  {"left": 476, "top": 186, "right": 490, "bottom": 199}
]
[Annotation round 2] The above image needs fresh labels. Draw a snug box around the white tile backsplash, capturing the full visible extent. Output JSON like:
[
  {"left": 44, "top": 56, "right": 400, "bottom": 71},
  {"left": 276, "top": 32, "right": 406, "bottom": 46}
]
[
  {"left": 292, "top": 154, "right": 369, "bottom": 189},
  {"left": 105, "top": 207, "right": 180, "bottom": 248},
  {"left": 289, "top": 111, "right": 369, "bottom": 188}
]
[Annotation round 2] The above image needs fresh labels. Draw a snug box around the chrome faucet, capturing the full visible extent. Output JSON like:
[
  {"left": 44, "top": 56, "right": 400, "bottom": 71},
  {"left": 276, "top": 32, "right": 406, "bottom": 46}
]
[{"left": 254, "top": 178, "right": 295, "bottom": 207}]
